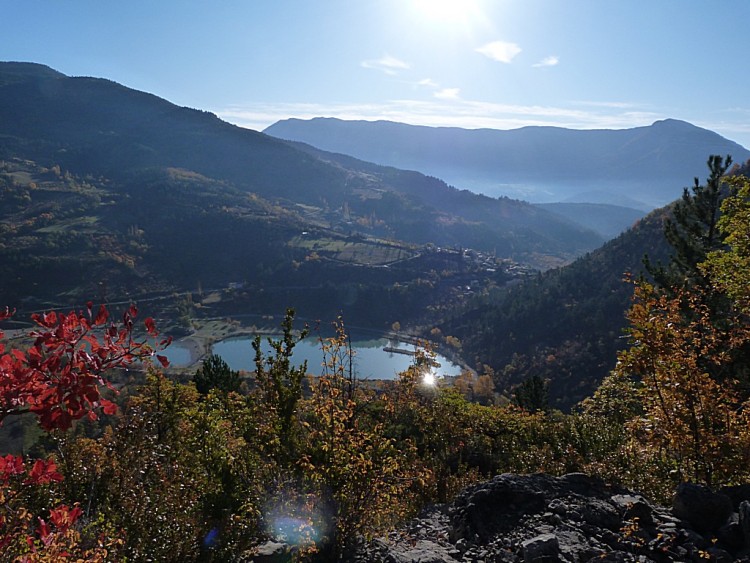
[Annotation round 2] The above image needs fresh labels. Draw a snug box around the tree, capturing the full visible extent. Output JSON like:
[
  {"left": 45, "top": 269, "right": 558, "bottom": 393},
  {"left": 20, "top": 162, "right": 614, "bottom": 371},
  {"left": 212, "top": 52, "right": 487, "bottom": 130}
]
[
  {"left": 252, "top": 308, "right": 308, "bottom": 466},
  {"left": 613, "top": 280, "right": 750, "bottom": 487},
  {"left": 600, "top": 167, "right": 750, "bottom": 493},
  {"left": 512, "top": 374, "right": 549, "bottom": 413},
  {"left": 644, "top": 155, "right": 750, "bottom": 387},
  {"left": 194, "top": 353, "right": 240, "bottom": 395},
  {"left": 645, "top": 154, "right": 732, "bottom": 291},
  {"left": 703, "top": 175, "right": 750, "bottom": 312}
]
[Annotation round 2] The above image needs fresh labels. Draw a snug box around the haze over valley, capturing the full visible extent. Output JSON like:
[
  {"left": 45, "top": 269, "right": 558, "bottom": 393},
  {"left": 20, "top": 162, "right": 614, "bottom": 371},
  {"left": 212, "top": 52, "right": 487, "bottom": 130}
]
[{"left": 265, "top": 117, "right": 750, "bottom": 210}]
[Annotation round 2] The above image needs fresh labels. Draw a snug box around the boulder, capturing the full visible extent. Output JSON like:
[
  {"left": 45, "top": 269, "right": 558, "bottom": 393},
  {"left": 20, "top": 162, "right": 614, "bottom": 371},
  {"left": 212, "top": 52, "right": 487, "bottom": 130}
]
[
  {"left": 672, "top": 482, "right": 733, "bottom": 532},
  {"left": 521, "top": 533, "right": 558, "bottom": 562}
]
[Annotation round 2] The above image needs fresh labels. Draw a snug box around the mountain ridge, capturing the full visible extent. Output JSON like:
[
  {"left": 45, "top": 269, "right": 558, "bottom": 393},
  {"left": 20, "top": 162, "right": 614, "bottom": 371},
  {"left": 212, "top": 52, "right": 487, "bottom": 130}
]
[{"left": 265, "top": 117, "right": 750, "bottom": 208}]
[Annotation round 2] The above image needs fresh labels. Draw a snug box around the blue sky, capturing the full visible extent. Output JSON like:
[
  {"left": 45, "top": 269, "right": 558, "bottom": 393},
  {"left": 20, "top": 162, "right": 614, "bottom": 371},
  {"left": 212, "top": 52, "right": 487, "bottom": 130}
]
[{"left": 4, "top": 0, "right": 750, "bottom": 148}]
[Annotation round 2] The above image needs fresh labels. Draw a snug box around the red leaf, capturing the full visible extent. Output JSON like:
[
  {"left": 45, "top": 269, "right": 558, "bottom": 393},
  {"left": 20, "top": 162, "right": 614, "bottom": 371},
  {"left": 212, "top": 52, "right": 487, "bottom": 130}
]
[
  {"left": 145, "top": 316, "right": 157, "bottom": 336},
  {"left": 37, "top": 518, "right": 51, "bottom": 543},
  {"left": 25, "top": 458, "right": 64, "bottom": 485},
  {"left": 49, "top": 504, "right": 82, "bottom": 531},
  {"left": 0, "top": 454, "right": 25, "bottom": 479},
  {"left": 94, "top": 304, "right": 109, "bottom": 325},
  {"left": 101, "top": 399, "right": 117, "bottom": 415},
  {"left": 156, "top": 354, "right": 170, "bottom": 368}
]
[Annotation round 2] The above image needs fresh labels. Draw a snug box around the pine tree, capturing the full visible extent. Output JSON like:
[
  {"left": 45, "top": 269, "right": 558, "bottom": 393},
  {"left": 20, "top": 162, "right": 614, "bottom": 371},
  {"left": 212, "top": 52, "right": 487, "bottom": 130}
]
[
  {"left": 193, "top": 353, "right": 240, "bottom": 395},
  {"left": 645, "top": 155, "right": 732, "bottom": 291}
]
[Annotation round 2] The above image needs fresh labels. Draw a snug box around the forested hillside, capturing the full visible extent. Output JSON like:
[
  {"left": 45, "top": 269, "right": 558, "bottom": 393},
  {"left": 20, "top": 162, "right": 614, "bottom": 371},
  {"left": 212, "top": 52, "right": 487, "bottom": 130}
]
[
  {"left": 441, "top": 158, "right": 750, "bottom": 409},
  {"left": 440, "top": 207, "right": 671, "bottom": 409},
  {"left": 0, "top": 62, "right": 601, "bottom": 315}
]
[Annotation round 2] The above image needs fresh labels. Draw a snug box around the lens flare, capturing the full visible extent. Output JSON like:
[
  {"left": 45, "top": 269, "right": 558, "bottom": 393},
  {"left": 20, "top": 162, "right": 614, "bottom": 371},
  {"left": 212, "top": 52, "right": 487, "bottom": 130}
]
[
  {"left": 203, "top": 527, "right": 220, "bottom": 548},
  {"left": 263, "top": 497, "right": 330, "bottom": 548}
]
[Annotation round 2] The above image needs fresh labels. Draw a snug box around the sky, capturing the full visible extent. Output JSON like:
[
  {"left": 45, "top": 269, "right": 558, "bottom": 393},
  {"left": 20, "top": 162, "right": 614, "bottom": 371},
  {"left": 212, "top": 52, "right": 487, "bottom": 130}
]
[{"left": 3, "top": 0, "right": 750, "bottom": 148}]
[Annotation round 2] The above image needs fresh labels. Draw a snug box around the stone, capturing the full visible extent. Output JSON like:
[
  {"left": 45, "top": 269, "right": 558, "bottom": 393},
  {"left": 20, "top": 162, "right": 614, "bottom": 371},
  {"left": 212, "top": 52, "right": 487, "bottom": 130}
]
[
  {"left": 611, "top": 494, "right": 655, "bottom": 527},
  {"left": 246, "top": 540, "right": 290, "bottom": 562},
  {"left": 521, "top": 533, "right": 559, "bottom": 563},
  {"left": 356, "top": 474, "right": 750, "bottom": 562},
  {"left": 739, "top": 500, "right": 750, "bottom": 546},
  {"left": 717, "top": 520, "right": 744, "bottom": 551},
  {"left": 672, "top": 482, "right": 733, "bottom": 532},
  {"left": 581, "top": 498, "right": 621, "bottom": 531}
]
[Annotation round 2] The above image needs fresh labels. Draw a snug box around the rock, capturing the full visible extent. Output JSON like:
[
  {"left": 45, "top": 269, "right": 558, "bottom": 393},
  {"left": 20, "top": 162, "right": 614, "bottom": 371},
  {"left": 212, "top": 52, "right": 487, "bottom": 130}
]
[
  {"left": 672, "top": 482, "right": 733, "bottom": 532},
  {"left": 384, "top": 540, "right": 460, "bottom": 563},
  {"left": 244, "top": 540, "right": 290, "bottom": 562},
  {"left": 521, "top": 533, "right": 558, "bottom": 563},
  {"left": 580, "top": 498, "right": 621, "bottom": 531},
  {"left": 356, "top": 473, "right": 750, "bottom": 562},
  {"left": 611, "top": 494, "right": 655, "bottom": 527},
  {"left": 717, "top": 520, "right": 744, "bottom": 551},
  {"left": 721, "top": 483, "right": 750, "bottom": 510},
  {"left": 450, "top": 474, "right": 547, "bottom": 542},
  {"left": 705, "top": 546, "right": 735, "bottom": 563},
  {"left": 740, "top": 500, "right": 750, "bottom": 546},
  {"left": 557, "top": 472, "right": 604, "bottom": 495}
]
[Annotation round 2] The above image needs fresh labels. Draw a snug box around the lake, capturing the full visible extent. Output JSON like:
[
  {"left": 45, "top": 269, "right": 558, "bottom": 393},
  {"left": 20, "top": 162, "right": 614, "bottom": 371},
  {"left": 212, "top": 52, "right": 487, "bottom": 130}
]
[{"left": 168, "top": 333, "right": 463, "bottom": 381}]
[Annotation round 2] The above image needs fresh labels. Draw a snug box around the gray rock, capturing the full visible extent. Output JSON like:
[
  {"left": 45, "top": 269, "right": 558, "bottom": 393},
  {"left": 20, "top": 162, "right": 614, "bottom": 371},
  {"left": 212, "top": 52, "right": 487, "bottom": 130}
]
[
  {"left": 245, "top": 540, "right": 290, "bottom": 562},
  {"left": 356, "top": 473, "right": 750, "bottom": 562},
  {"left": 521, "top": 533, "right": 558, "bottom": 563},
  {"left": 672, "top": 482, "right": 733, "bottom": 532},
  {"left": 384, "top": 540, "right": 459, "bottom": 563},
  {"left": 740, "top": 499, "right": 750, "bottom": 546},
  {"left": 581, "top": 498, "right": 621, "bottom": 531},
  {"left": 611, "top": 494, "right": 655, "bottom": 527}
]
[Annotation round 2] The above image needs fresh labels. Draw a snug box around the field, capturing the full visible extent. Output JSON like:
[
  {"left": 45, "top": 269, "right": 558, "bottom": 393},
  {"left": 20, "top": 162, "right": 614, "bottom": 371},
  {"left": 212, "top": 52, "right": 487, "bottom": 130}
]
[{"left": 289, "top": 235, "right": 417, "bottom": 266}]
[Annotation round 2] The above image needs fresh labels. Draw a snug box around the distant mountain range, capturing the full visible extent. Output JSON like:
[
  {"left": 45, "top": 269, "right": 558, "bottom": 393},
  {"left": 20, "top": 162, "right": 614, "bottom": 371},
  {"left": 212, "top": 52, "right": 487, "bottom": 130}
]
[{"left": 265, "top": 117, "right": 750, "bottom": 210}]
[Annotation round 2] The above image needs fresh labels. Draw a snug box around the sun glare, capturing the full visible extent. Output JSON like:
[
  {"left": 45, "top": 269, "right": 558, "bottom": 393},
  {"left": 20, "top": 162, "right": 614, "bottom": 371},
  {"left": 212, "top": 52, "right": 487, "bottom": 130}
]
[
  {"left": 423, "top": 371, "right": 436, "bottom": 386},
  {"left": 413, "top": 0, "right": 479, "bottom": 22}
]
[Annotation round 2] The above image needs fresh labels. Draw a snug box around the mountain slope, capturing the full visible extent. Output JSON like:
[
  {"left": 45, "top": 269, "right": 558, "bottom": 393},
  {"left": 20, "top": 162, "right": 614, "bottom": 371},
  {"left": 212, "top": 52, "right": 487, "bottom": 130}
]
[
  {"left": 440, "top": 206, "right": 672, "bottom": 410},
  {"left": 0, "top": 62, "right": 602, "bottom": 315},
  {"left": 264, "top": 117, "right": 750, "bottom": 208},
  {"left": 535, "top": 202, "right": 646, "bottom": 239}
]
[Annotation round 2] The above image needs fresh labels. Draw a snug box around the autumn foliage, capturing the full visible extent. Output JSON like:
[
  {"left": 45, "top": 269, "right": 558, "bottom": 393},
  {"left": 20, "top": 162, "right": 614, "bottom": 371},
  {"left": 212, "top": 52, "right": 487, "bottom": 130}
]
[
  {"left": 0, "top": 303, "right": 166, "bottom": 560},
  {"left": 0, "top": 303, "right": 169, "bottom": 430},
  {"left": 2, "top": 161, "right": 750, "bottom": 559}
]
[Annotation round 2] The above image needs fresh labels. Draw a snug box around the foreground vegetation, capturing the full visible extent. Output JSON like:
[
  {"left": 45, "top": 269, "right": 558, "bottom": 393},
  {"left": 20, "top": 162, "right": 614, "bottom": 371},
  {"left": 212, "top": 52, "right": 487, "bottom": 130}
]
[{"left": 3, "top": 162, "right": 750, "bottom": 561}]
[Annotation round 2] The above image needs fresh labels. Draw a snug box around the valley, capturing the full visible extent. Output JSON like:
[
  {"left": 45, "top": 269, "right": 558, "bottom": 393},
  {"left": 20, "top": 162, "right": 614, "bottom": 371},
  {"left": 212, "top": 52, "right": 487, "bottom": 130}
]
[{"left": 2, "top": 62, "right": 748, "bottom": 410}]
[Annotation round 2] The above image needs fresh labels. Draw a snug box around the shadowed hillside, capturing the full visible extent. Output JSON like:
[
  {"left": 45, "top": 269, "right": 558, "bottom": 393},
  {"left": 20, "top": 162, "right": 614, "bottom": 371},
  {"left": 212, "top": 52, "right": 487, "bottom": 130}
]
[{"left": 0, "top": 62, "right": 604, "bottom": 313}]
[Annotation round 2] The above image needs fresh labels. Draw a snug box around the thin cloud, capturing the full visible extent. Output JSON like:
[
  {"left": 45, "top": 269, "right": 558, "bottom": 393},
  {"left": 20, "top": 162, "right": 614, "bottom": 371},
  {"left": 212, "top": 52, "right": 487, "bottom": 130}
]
[
  {"left": 533, "top": 56, "right": 559, "bottom": 68},
  {"left": 417, "top": 78, "right": 439, "bottom": 88},
  {"left": 571, "top": 100, "right": 642, "bottom": 109},
  {"left": 476, "top": 41, "right": 522, "bottom": 63},
  {"left": 361, "top": 55, "right": 411, "bottom": 75},
  {"left": 434, "top": 88, "right": 461, "bottom": 100}
]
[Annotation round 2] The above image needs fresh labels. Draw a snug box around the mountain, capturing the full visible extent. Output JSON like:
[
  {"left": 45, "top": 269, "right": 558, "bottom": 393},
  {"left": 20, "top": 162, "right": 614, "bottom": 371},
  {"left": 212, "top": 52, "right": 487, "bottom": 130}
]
[
  {"left": 264, "top": 117, "right": 750, "bottom": 209},
  {"left": 439, "top": 205, "right": 672, "bottom": 410},
  {"left": 535, "top": 202, "right": 646, "bottom": 239},
  {"left": 0, "top": 62, "right": 602, "bottom": 321}
]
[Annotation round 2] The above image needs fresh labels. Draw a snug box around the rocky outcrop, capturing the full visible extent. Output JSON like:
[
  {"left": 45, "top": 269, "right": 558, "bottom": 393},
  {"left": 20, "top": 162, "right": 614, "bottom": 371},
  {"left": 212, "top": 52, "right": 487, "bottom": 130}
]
[{"left": 355, "top": 473, "right": 750, "bottom": 562}]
